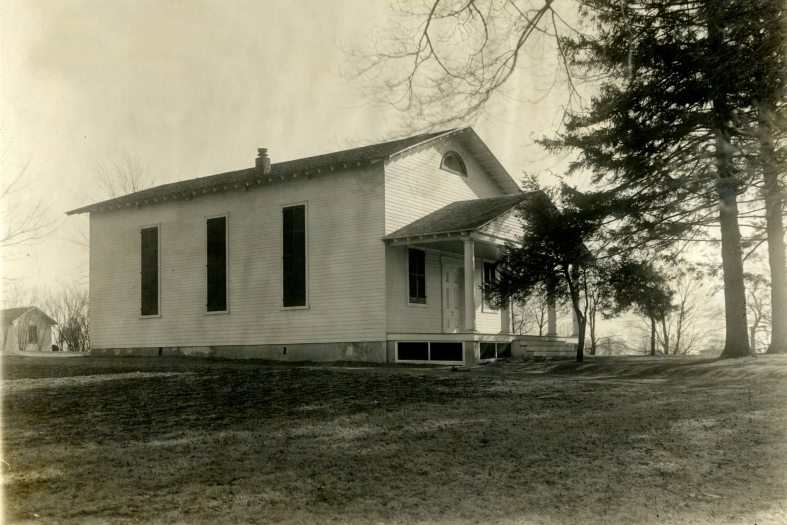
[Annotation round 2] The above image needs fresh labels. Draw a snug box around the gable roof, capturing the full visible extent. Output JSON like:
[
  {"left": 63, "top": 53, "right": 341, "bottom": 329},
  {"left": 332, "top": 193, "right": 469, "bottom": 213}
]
[
  {"left": 1, "top": 306, "right": 57, "bottom": 326},
  {"left": 67, "top": 127, "right": 520, "bottom": 215},
  {"left": 383, "top": 192, "right": 534, "bottom": 241}
]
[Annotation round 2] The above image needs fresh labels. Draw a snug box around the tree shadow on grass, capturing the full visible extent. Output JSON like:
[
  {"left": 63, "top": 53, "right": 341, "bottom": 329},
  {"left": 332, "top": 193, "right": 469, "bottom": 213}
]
[{"left": 4, "top": 359, "right": 787, "bottom": 524}]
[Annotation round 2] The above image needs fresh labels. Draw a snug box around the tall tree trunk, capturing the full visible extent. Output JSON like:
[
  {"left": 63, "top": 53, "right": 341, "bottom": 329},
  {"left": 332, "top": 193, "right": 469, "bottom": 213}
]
[
  {"left": 589, "top": 301, "right": 597, "bottom": 356},
  {"left": 716, "top": 159, "right": 753, "bottom": 358},
  {"left": 708, "top": 1, "right": 752, "bottom": 359},
  {"left": 650, "top": 316, "right": 657, "bottom": 356},
  {"left": 575, "top": 311, "right": 586, "bottom": 362},
  {"left": 758, "top": 100, "right": 787, "bottom": 354},
  {"left": 565, "top": 266, "right": 585, "bottom": 362},
  {"left": 660, "top": 316, "right": 670, "bottom": 355},
  {"left": 673, "top": 300, "right": 685, "bottom": 355}
]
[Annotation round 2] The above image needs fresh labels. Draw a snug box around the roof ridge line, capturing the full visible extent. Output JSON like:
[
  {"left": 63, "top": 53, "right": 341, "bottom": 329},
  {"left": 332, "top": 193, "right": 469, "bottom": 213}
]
[{"left": 386, "top": 128, "right": 465, "bottom": 161}]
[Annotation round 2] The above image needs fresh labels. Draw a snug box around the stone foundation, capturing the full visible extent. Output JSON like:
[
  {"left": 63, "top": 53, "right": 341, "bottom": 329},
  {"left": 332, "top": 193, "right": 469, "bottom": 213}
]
[
  {"left": 512, "top": 339, "right": 576, "bottom": 359},
  {"left": 90, "top": 341, "right": 388, "bottom": 363}
]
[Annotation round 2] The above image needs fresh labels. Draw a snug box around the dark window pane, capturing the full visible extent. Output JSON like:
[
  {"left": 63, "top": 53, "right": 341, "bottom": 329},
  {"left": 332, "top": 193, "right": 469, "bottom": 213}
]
[
  {"left": 28, "top": 325, "right": 38, "bottom": 344},
  {"left": 140, "top": 227, "right": 159, "bottom": 315},
  {"left": 408, "top": 249, "right": 426, "bottom": 303},
  {"left": 207, "top": 217, "right": 227, "bottom": 311},
  {"left": 430, "top": 342, "right": 463, "bottom": 362},
  {"left": 480, "top": 342, "right": 497, "bottom": 360},
  {"left": 484, "top": 262, "right": 496, "bottom": 284},
  {"left": 283, "top": 205, "right": 306, "bottom": 307},
  {"left": 397, "top": 342, "right": 429, "bottom": 361},
  {"left": 441, "top": 153, "right": 467, "bottom": 175},
  {"left": 483, "top": 262, "right": 497, "bottom": 309},
  {"left": 497, "top": 343, "right": 512, "bottom": 358}
]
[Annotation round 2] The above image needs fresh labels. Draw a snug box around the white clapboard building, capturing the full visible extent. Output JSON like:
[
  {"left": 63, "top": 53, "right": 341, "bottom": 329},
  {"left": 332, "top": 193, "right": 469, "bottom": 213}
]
[{"left": 69, "top": 128, "right": 576, "bottom": 364}]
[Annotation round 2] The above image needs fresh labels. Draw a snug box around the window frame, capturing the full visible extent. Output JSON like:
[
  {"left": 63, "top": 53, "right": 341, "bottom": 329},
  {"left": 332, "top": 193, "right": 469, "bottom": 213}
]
[
  {"left": 480, "top": 341, "right": 512, "bottom": 360},
  {"left": 139, "top": 224, "right": 161, "bottom": 318},
  {"left": 440, "top": 151, "right": 468, "bottom": 176},
  {"left": 407, "top": 247, "right": 427, "bottom": 306},
  {"left": 395, "top": 341, "right": 464, "bottom": 365},
  {"left": 281, "top": 202, "right": 309, "bottom": 310},
  {"left": 482, "top": 260, "right": 498, "bottom": 312},
  {"left": 205, "top": 213, "right": 230, "bottom": 314},
  {"left": 27, "top": 324, "right": 38, "bottom": 344}
]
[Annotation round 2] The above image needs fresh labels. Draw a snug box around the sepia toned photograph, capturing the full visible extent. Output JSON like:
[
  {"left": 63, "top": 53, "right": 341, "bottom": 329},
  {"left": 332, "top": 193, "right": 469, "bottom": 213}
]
[{"left": 1, "top": 1, "right": 785, "bottom": 523}]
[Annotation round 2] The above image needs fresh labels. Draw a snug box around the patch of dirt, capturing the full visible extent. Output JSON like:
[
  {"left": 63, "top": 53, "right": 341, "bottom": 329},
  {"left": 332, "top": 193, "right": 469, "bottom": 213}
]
[{"left": 2, "top": 354, "right": 786, "bottom": 524}]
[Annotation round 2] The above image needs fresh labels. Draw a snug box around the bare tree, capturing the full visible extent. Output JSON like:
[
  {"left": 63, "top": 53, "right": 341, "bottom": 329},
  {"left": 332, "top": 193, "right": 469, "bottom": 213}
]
[
  {"left": 352, "top": 0, "right": 576, "bottom": 130},
  {"left": 646, "top": 268, "right": 723, "bottom": 356},
  {"left": 581, "top": 268, "right": 605, "bottom": 355},
  {"left": 95, "top": 151, "right": 154, "bottom": 199},
  {"left": 1, "top": 156, "right": 59, "bottom": 250},
  {"left": 45, "top": 286, "right": 90, "bottom": 352},
  {"left": 596, "top": 335, "right": 635, "bottom": 356},
  {"left": 511, "top": 298, "right": 549, "bottom": 335},
  {"left": 745, "top": 273, "right": 771, "bottom": 353}
]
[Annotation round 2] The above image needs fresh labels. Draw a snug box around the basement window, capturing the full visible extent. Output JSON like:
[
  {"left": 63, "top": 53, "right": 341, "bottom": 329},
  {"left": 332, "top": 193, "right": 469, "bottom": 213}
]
[
  {"left": 440, "top": 152, "right": 467, "bottom": 176},
  {"left": 396, "top": 341, "right": 463, "bottom": 363},
  {"left": 480, "top": 342, "right": 512, "bottom": 360}
]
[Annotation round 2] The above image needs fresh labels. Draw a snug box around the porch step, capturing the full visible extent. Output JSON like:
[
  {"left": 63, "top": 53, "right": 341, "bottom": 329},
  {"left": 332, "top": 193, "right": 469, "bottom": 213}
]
[{"left": 514, "top": 340, "right": 576, "bottom": 359}]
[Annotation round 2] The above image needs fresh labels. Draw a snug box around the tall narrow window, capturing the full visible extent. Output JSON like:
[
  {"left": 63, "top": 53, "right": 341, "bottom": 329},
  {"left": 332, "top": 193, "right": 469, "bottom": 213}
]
[
  {"left": 483, "top": 261, "right": 497, "bottom": 311},
  {"left": 140, "top": 226, "right": 159, "bottom": 316},
  {"left": 206, "top": 216, "right": 227, "bottom": 312},
  {"left": 408, "top": 248, "right": 426, "bottom": 304},
  {"left": 283, "top": 205, "right": 306, "bottom": 307}
]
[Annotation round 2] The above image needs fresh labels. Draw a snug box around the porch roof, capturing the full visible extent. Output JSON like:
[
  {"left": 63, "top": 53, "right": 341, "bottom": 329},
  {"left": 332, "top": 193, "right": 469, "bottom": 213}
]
[{"left": 383, "top": 192, "right": 533, "bottom": 243}]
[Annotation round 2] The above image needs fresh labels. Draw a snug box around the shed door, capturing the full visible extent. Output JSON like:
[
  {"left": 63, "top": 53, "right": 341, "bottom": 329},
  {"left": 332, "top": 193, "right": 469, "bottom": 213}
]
[{"left": 442, "top": 262, "right": 463, "bottom": 333}]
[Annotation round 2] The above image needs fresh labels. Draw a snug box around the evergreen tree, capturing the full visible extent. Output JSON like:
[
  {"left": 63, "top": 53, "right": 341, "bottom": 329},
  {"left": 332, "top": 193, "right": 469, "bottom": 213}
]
[
  {"left": 486, "top": 187, "right": 605, "bottom": 362},
  {"left": 607, "top": 259, "right": 674, "bottom": 356},
  {"left": 360, "top": 0, "right": 785, "bottom": 357},
  {"left": 544, "top": 0, "right": 787, "bottom": 358}
]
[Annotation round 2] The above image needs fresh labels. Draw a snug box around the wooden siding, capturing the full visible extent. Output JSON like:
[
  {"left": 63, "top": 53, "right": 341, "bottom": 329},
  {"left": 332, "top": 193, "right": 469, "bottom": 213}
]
[
  {"left": 384, "top": 138, "right": 516, "bottom": 335},
  {"left": 385, "top": 246, "right": 444, "bottom": 334},
  {"left": 89, "top": 165, "right": 386, "bottom": 348},
  {"left": 385, "top": 246, "right": 506, "bottom": 335},
  {"left": 480, "top": 210, "right": 524, "bottom": 242},
  {"left": 2, "top": 311, "right": 54, "bottom": 352},
  {"left": 475, "top": 261, "right": 503, "bottom": 334},
  {"left": 384, "top": 138, "right": 510, "bottom": 234}
]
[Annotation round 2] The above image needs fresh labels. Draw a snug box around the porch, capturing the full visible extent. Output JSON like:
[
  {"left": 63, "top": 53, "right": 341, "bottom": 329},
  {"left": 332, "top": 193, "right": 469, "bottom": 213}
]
[{"left": 383, "top": 194, "right": 578, "bottom": 366}]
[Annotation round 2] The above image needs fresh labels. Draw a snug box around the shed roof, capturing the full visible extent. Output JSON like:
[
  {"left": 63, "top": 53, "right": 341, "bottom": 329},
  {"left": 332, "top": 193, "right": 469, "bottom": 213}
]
[
  {"left": 1, "top": 306, "right": 57, "bottom": 326},
  {"left": 383, "top": 192, "right": 534, "bottom": 241},
  {"left": 67, "top": 127, "right": 520, "bottom": 215}
]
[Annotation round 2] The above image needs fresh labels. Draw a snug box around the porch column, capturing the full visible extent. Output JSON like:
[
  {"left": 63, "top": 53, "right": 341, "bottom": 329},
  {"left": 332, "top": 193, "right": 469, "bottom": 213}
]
[
  {"left": 501, "top": 300, "right": 511, "bottom": 334},
  {"left": 463, "top": 238, "right": 476, "bottom": 332},
  {"left": 572, "top": 310, "right": 580, "bottom": 336},
  {"left": 547, "top": 288, "right": 558, "bottom": 336}
]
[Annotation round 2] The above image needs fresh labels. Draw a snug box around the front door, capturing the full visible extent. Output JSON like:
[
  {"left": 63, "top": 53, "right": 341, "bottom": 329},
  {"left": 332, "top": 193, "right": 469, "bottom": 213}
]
[{"left": 442, "top": 260, "right": 463, "bottom": 333}]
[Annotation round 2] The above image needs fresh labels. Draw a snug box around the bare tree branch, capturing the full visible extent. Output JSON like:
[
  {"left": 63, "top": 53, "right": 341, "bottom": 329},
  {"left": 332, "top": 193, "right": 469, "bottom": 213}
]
[
  {"left": 94, "top": 150, "right": 154, "bottom": 199},
  {"left": 1, "top": 154, "right": 60, "bottom": 250},
  {"left": 350, "top": 0, "right": 576, "bottom": 131}
]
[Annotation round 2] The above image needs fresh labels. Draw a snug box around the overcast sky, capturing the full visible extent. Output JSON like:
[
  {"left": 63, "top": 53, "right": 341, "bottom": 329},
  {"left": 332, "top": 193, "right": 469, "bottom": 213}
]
[{"left": 1, "top": 0, "right": 576, "bottom": 296}]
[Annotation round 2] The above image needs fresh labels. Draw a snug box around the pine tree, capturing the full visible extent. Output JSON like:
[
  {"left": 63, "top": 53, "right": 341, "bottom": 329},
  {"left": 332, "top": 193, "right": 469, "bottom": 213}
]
[{"left": 545, "top": 0, "right": 787, "bottom": 358}]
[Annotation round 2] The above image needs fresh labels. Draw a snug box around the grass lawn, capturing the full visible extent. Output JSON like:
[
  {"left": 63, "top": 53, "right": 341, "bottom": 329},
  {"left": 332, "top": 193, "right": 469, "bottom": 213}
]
[{"left": 2, "top": 354, "right": 786, "bottom": 524}]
